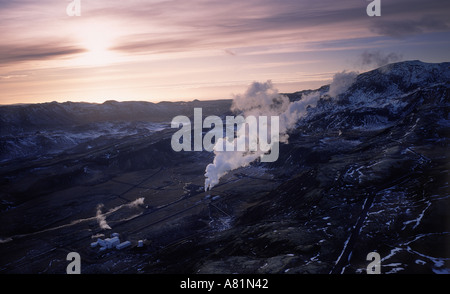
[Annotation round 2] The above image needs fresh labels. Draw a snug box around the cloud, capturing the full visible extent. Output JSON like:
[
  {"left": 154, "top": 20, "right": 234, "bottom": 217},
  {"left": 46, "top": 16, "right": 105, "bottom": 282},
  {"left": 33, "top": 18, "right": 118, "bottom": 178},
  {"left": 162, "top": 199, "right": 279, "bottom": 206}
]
[
  {"left": 2, "top": 0, "right": 449, "bottom": 64},
  {"left": 77, "top": 0, "right": 371, "bottom": 56},
  {"left": 1, "top": 0, "right": 449, "bottom": 105},
  {"left": 367, "top": 0, "right": 450, "bottom": 37},
  {"left": 224, "top": 49, "right": 237, "bottom": 56},
  {"left": 370, "top": 16, "right": 450, "bottom": 37},
  {"left": 0, "top": 43, "right": 86, "bottom": 65},
  {"left": 0, "top": 74, "right": 28, "bottom": 80},
  {"left": 89, "top": 0, "right": 450, "bottom": 63},
  {"left": 111, "top": 38, "right": 200, "bottom": 55}
]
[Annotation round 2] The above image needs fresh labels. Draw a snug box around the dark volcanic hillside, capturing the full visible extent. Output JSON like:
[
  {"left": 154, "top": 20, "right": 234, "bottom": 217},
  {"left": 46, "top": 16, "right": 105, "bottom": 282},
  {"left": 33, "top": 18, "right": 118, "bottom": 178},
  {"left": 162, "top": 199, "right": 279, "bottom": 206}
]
[
  {"left": 0, "top": 61, "right": 449, "bottom": 274},
  {"left": 140, "top": 60, "right": 450, "bottom": 274}
]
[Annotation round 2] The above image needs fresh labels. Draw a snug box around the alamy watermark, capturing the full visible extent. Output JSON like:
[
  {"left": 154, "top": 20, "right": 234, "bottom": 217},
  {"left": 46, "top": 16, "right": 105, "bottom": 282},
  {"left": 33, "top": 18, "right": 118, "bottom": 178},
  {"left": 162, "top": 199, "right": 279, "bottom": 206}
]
[
  {"left": 67, "top": 1, "right": 381, "bottom": 18},
  {"left": 366, "top": 0, "right": 381, "bottom": 17},
  {"left": 66, "top": 252, "right": 81, "bottom": 274},
  {"left": 366, "top": 252, "right": 381, "bottom": 274},
  {"left": 64, "top": 249, "right": 380, "bottom": 274},
  {"left": 170, "top": 108, "right": 280, "bottom": 162},
  {"left": 67, "top": 1, "right": 381, "bottom": 17},
  {"left": 66, "top": 0, "right": 81, "bottom": 16}
]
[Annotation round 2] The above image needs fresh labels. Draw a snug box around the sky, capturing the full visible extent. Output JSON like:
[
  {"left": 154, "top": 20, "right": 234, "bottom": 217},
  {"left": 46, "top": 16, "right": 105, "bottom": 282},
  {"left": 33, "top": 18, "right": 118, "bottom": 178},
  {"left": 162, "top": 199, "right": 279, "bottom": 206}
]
[{"left": 0, "top": 0, "right": 449, "bottom": 104}]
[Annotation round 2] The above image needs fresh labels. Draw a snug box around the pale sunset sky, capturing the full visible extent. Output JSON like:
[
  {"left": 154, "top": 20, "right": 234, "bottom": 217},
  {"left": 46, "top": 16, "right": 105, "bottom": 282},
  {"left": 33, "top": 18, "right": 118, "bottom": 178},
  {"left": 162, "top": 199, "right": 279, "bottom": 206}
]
[{"left": 1, "top": 0, "right": 449, "bottom": 104}]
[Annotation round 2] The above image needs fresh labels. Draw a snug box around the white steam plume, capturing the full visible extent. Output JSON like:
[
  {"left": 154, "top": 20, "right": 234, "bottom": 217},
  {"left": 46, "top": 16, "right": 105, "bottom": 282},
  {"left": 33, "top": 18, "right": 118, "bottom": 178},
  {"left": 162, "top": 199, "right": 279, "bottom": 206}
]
[
  {"left": 204, "top": 80, "right": 324, "bottom": 191},
  {"left": 204, "top": 72, "right": 359, "bottom": 191},
  {"left": 0, "top": 198, "right": 146, "bottom": 242},
  {"left": 96, "top": 204, "right": 111, "bottom": 230},
  {"left": 95, "top": 197, "right": 145, "bottom": 230},
  {"left": 328, "top": 71, "right": 358, "bottom": 98},
  {"left": 359, "top": 50, "right": 402, "bottom": 68}
]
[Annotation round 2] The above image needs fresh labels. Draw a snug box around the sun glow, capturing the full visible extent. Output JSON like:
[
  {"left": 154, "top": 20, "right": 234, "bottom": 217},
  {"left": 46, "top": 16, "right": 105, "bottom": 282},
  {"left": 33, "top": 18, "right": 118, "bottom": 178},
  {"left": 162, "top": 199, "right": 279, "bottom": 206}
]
[
  {"left": 80, "top": 41, "right": 116, "bottom": 67},
  {"left": 71, "top": 21, "right": 122, "bottom": 67}
]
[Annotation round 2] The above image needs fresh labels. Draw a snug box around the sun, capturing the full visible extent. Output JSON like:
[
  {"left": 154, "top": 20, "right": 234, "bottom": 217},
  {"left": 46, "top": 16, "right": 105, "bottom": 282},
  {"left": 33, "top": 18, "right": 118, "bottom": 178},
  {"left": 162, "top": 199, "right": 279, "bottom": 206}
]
[
  {"left": 81, "top": 37, "right": 116, "bottom": 66},
  {"left": 72, "top": 22, "right": 120, "bottom": 67}
]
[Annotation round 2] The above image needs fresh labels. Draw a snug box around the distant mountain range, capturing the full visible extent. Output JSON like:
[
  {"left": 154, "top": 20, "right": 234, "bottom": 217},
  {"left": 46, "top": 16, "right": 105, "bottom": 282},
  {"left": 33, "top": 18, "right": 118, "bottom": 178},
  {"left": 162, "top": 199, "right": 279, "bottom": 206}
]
[{"left": 0, "top": 99, "right": 232, "bottom": 134}]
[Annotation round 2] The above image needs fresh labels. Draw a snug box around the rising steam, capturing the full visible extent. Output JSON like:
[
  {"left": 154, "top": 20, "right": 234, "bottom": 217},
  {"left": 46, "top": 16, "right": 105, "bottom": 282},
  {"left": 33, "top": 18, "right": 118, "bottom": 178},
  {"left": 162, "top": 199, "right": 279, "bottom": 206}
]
[
  {"left": 96, "top": 203, "right": 112, "bottom": 230},
  {"left": 204, "top": 73, "right": 358, "bottom": 191},
  {"left": 95, "top": 197, "right": 145, "bottom": 230}
]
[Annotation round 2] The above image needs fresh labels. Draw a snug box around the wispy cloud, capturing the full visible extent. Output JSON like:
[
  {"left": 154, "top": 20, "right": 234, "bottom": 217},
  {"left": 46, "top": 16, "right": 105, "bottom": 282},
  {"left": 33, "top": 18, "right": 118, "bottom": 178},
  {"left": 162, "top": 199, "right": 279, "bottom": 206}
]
[
  {"left": 0, "top": 43, "right": 85, "bottom": 65},
  {"left": 224, "top": 49, "right": 237, "bottom": 56},
  {"left": 2, "top": 0, "right": 449, "bottom": 62},
  {"left": 367, "top": 0, "right": 450, "bottom": 37},
  {"left": 0, "top": 74, "right": 28, "bottom": 80},
  {"left": 0, "top": 0, "right": 449, "bottom": 103},
  {"left": 370, "top": 16, "right": 450, "bottom": 37}
]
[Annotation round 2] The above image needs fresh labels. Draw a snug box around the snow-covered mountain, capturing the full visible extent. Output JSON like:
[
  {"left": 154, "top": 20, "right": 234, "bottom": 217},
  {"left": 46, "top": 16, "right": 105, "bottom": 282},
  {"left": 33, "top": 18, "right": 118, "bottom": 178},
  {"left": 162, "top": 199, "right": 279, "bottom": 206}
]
[
  {"left": 344, "top": 60, "right": 449, "bottom": 105},
  {"left": 295, "top": 60, "right": 450, "bottom": 131}
]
